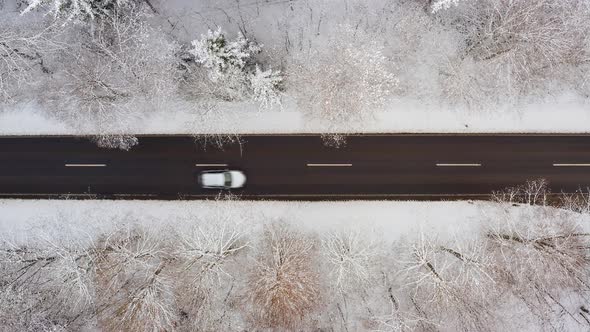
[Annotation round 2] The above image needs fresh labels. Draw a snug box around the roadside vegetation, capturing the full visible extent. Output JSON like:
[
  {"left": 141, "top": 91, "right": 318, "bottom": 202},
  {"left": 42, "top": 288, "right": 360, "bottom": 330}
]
[
  {"left": 1, "top": 180, "right": 590, "bottom": 331},
  {"left": 1, "top": 0, "right": 589, "bottom": 147}
]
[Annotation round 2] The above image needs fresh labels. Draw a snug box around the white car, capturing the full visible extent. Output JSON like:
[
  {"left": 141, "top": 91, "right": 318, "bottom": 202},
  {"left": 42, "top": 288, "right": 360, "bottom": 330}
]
[{"left": 198, "top": 170, "right": 246, "bottom": 189}]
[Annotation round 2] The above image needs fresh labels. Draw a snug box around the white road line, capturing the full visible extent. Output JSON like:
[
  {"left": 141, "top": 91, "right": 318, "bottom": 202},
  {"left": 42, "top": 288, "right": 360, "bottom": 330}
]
[
  {"left": 436, "top": 163, "right": 482, "bottom": 167},
  {"left": 307, "top": 163, "right": 352, "bottom": 167},
  {"left": 65, "top": 163, "right": 107, "bottom": 167},
  {"left": 113, "top": 194, "right": 159, "bottom": 197},
  {"left": 553, "top": 163, "right": 590, "bottom": 167},
  {"left": 195, "top": 163, "right": 228, "bottom": 167}
]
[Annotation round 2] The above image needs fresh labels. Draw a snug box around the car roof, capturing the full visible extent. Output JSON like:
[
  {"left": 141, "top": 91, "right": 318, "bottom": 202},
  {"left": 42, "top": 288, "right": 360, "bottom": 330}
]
[{"left": 201, "top": 172, "right": 225, "bottom": 187}]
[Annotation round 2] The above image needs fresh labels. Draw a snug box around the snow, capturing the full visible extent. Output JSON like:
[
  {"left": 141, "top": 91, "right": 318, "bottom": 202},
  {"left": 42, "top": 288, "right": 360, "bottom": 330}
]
[
  {"left": 0, "top": 199, "right": 483, "bottom": 244},
  {"left": 1, "top": 199, "right": 589, "bottom": 330},
  {"left": 2, "top": 1, "right": 590, "bottom": 136},
  {"left": 431, "top": 0, "right": 463, "bottom": 13},
  {"left": 0, "top": 102, "right": 70, "bottom": 134},
  {"left": 2, "top": 94, "right": 590, "bottom": 135}
]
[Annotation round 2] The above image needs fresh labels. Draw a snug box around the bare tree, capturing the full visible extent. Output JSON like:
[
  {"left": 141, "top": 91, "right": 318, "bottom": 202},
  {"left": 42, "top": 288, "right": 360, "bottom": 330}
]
[
  {"left": 492, "top": 178, "right": 549, "bottom": 206},
  {"left": 371, "top": 296, "right": 433, "bottom": 332},
  {"left": 245, "top": 223, "right": 321, "bottom": 329},
  {"left": 521, "top": 178, "right": 550, "bottom": 206},
  {"left": 0, "top": 286, "right": 68, "bottom": 331},
  {"left": 321, "top": 133, "right": 347, "bottom": 149},
  {"left": 92, "top": 134, "right": 139, "bottom": 150},
  {"left": 560, "top": 187, "right": 590, "bottom": 214},
  {"left": 399, "top": 231, "right": 496, "bottom": 331},
  {"left": 289, "top": 25, "right": 397, "bottom": 128},
  {"left": 95, "top": 225, "right": 177, "bottom": 332},
  {"left": 192, "top": 132, "right": 244, "bottom": 152},
  {"left": 439, "top": 0, "right": 590, "bottom": 102},
  {"left": 0, "top": 233, "right": 97, "bottom": 329},
  {"left": 50, "top": 3, "right": 178, "bottom": 139},
  {"left": 0, "top": 18, "right": 63, "bottom": 102},
  {"left": 322, "top": 229, "right": 380, "bottom": 293},
  {"left": 173, "top": 219, "right": 249, "bottom": 331},
  {"left": 485, "top": 206, "right": 590, "bottom": 327},
  {"left": 176, "top": 221, "right": 248, "bottom": 283}
]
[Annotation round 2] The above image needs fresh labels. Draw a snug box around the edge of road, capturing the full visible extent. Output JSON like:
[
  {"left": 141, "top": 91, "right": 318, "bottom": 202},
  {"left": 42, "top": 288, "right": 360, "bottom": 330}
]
[
  {"left": 2, "top": 133, "right": 590, "bottom": 138},
  {"left": 0, "top": 193, "right": 576, "bottom": 202}
]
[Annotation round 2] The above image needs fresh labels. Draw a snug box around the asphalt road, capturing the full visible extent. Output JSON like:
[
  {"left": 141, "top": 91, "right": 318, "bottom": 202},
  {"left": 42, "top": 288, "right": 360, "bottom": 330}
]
[{"left": 1, "top": 135, "right": 590, "bottom": 200}]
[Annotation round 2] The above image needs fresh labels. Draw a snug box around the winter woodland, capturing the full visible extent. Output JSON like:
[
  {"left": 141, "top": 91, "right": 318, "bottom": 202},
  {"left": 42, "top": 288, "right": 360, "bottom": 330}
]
[
  {"left": 2, "top": 180, "right": 590, "bottom": 331},
  {"left": 0, "top": 0, "right": 589, "bottom": 145},
  {"left": 2, "top": 1, "right": 590, "bottom": 331}
]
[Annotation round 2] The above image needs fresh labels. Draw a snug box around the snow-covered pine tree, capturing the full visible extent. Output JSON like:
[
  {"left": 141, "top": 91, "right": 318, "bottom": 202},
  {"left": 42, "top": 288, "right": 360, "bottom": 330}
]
[
  {"left": 190, "top": 27, "right": 261, "bottom": 81},
  {"left": 249, "top": 65, "right": 282, "bottom": 110},
  {"left": 190, "top": 28, "right": 283, "bottom": 108},
  {"left": 431, "top": 0, "right": 462, "bottom": 13}
]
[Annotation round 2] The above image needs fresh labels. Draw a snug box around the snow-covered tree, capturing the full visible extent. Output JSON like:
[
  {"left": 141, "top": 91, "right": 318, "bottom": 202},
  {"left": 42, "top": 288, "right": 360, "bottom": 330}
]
[
  {"left": 485, "top": 207, "right": 590, "bottom": 324},
  {"left": 21, "top": 0, "right": 130, "bottom": 23},
  {"left": 49, "top": 4, "right": 178, "bottom": 144},
  {"left": 431, "top": 0, "right": 462, "bottom": 13},
  {"left": 92, "top": 134, "right": 139, "bottom": 150},
  {"left": 190, "top": 27, "right": 261, "bottom": 81},
  {"left": 172, "top": 217, "right": 249, "bottom": 331},
  {"left": 246, "top": 223, "right": 321, "bottom": 329},
  {"left": 439, "top": 0, "right": 590, "bottom": 103},
  {"left": 188, "top": 28, "right": 258, "bottom": 101},
  {"left": 290, "top": 26, "right": 397, "bottom": 127},
  {"left": 492, "top": 178, "right": 549, "bottom": 206},
  {"left": 321, "top": 133, "right": 347, "bottom": 149},
  {"left": 0, "top": 286, "right": 69, "bottom": 331},
  {"left": 399, "top": 231, "right": 496, "bottom": 331},
  {"left": 321, "top": 230, "right": 379, "bottom": 293},
  {"left": 249, "top": 65, "right": 283, "bottom": 110},
  {"left": 0, "top": 19, "right": 63, "bottom": 102},
  {"left": 372, "top": 300, "right": 433, "bottom": 332},
  {"left": 0, "top": 234, "right": 97, "bottom": 329},
  {"left": 95, "top": 225, "right": 177, "bottom": 332},
  {"left": 188, "top": 27, "right": 283, "bottom": 108},
  {"left": 561, "top": 188, "right": 590, "bottom": 214},
  {"left": 176, "top": 220, "right": 248, "bottom": 285}
]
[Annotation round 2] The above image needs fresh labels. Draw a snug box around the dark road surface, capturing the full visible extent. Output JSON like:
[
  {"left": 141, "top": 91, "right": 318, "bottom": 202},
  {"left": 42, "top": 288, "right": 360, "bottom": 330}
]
[{"left": 1, "top": 134, "right": 590, "bottom": 200}]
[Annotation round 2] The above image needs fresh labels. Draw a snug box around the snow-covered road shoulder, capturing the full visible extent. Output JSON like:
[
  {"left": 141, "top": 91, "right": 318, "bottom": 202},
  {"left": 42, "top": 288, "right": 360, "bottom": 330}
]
[{"left": 0, "top": 199, "right": 484, "bottom": 241}]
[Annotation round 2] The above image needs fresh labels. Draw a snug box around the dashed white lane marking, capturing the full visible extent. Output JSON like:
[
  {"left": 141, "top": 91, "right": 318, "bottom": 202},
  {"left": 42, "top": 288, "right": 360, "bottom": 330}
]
[
  {"left": 195, "top": 163, "right": 228, "bottom": 167},
  {"left": 553, "top": 163, "right": 590, "bottom": 167},
  {"left": 65, "top": 163, "right": 107, "bottom": 167},
  {"left": 307, "top": 163, "right": 353, "bottom": 167},
  {"left": 436, "top": 163, "right": 482, "bottom": 167},
  {"left": 113, "top": 194, "right": 159, "bottom": 197}
]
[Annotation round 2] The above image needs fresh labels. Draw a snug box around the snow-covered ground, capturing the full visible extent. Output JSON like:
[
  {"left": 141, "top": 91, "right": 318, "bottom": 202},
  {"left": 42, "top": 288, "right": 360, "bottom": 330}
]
[
  {"left": 2, "top": 94, "right": 590, "bottom": 135},
  {"left": 0, "top": 199, "right": 483, "bottom": 241}
]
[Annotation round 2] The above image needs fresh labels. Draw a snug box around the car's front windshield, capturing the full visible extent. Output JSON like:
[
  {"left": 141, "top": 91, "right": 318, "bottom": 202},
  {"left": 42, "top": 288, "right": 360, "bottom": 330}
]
[{"left": 224, "top": 172, "right": 231, "bottom": 187}]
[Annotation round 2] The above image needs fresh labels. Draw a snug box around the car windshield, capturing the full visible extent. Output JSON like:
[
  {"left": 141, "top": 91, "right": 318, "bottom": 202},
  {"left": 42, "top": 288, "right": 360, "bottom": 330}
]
[{"left": 224, "top": 172, "right": 232, "bottom": 187}]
